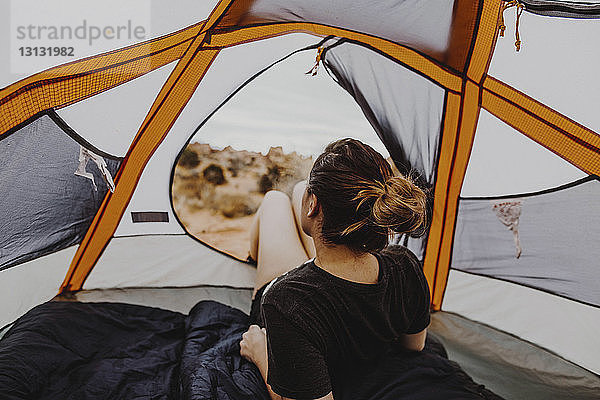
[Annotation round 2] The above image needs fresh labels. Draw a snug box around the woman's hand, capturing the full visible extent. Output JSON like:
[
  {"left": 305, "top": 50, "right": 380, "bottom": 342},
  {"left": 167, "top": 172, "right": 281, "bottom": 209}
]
[{"left": 240, "top": 325, "right": 268, "bottom": 370}]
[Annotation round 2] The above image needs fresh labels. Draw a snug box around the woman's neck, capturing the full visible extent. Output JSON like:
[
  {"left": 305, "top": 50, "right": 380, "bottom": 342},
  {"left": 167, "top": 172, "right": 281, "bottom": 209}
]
[{"left": 313, "top": 240, "right": 379, "bottom": 284}]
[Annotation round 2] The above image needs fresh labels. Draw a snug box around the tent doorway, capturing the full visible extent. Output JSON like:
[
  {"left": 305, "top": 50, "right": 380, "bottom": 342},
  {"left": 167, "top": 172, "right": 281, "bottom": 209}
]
[{"left": 171, "top": 45, "right": 390, "bottom": 259}]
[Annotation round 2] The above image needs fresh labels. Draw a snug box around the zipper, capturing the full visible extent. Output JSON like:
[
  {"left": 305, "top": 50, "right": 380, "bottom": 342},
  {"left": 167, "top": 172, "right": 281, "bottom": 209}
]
[{"left": 513, "top": 0, "right": 600, "bottom": 18}]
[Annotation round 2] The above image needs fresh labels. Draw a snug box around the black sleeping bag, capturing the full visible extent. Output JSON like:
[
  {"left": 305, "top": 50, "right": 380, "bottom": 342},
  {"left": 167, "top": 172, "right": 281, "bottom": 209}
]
[{"left": 0, "top": 300, "right": 501, "bottom": 400}]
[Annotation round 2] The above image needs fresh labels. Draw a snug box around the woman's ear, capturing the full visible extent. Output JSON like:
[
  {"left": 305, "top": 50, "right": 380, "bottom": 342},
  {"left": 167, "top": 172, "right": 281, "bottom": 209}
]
[{"left": 307, "top": 193, "right": 319, "bottom": 217}]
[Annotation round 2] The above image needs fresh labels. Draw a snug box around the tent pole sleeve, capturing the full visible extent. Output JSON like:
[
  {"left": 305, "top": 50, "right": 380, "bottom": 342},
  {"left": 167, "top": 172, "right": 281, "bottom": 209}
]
[
  {"left": 432, "top": 81, "right": 482, "bottom": 309},
  {"left": 208, "top": 22, "right": 463, "bottom": 93},
  {"left": 59, "top": 0, "right": 236, "bottom": 293},
  {"left": 59, "top": 42, "right": 220, "bottom": 294},
  {"left": 423, "top": 92, "right": 461, "bottom": 305},
  {"left": 423, "top": 0, "right": 504, "bottom": 310},
  {"left": 0, "top": 21, "right": 205, "bottom": 136},
  {"left": 482, "top": 76, "right": 600, "bottom": 175},
  {"left": 466, "top": 0, "right": 504, "bottom": 83}
]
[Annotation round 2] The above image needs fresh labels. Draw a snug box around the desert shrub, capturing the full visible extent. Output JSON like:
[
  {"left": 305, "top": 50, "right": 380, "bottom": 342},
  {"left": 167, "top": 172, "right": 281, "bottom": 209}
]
[
  {"left": 203, "top": 164, "right": 226, "bottom": 185},
  {"left": 268, "top": 165, "right": 281, "bottom": 179},
  {"left": 258, "top": 165, "right": 282, "bottom": 194},
  {"left": 179, "top": 148, "right": 200, "bottom": 169},
  {"left": 258, "top": 174, "right": 274, "bottom": 194},
  {"left": 228, "top": 156, "right": 244, "bottom": 177},
  {"left": 220, "top": 194, "right": 257, "bottom": 218}
]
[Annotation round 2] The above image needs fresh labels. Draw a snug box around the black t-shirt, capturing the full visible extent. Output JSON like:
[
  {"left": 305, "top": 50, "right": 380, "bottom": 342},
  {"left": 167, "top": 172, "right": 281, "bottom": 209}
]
[{"left": 254, "top": 245, "right": 431, "bottom": 399}]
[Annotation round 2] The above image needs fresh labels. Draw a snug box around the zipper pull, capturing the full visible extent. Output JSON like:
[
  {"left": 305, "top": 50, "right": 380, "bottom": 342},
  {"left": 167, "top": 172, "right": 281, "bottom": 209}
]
[
  {"left": 498, "top": 1, "right": 525, "bottom": 52},
  {"left": 499, "top": 0, "right": 517, "bottom": 37},
  {"left": 515, "top": 2, "right": 525, "bottom": 51},
  {"left": 306, "top": 46, "right": 324, "bottom": 76}
]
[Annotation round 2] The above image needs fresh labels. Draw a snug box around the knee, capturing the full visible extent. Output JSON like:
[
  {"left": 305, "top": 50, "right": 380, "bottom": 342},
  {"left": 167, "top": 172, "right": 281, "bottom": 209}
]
[
  {"left": 259, "top": 190, "right": 293, "bottom": 219},
  {"left": 292, "top": 180, "right": 307, "bottom": 199},
  {"left": 262, "top": 190, "right": 290, "bottom": 204}
]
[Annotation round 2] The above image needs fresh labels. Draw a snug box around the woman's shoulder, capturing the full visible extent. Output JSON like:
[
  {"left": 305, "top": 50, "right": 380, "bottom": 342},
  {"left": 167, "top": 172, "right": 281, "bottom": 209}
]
[
  {"left": 379, "top": 244, "right": 421, "bottom": 270},
  {"left": 378, "top": 245, "right": 428, "bottom": 288},
  {"left": 261, "top": 260, "right": 321, "bottom": 310}
]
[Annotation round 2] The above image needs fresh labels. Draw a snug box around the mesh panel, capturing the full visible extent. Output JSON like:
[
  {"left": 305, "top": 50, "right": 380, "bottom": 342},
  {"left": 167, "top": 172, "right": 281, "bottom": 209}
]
[
  {"left": 323, "top": 42, "right": 445, "bottom": 182},
  {"left": 323, "top": 42, "right": 446, "bottom": 258},
  {"left": 451, "top": 177, "right": 600, "bottom": 307},
  {"left": 0, "top": 113, "right": 120, "bottom": 270}
]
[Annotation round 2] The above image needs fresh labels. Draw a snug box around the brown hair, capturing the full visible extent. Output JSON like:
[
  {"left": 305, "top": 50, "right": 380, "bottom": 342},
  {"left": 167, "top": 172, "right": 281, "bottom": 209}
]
[{"left": 307, "top": 138, "right": 428, "bottom": 252}]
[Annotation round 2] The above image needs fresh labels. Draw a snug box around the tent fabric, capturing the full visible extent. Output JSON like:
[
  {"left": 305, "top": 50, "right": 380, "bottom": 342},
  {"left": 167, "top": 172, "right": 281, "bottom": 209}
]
[
  {"left": 0, "top": 246, "right": 75, "bottom": 327},
  {"left": 322, "top": 42, "right": 446, "bottom": 183},
  {"left": 431, "top": 311, "right": 600, "bottom": 400},
  {"left": 84, "top": 235, "right": 255, "bottom": 290},
  {"left": 218, "top": 0, "right": 455, "bottom": 56},
  {"left": 481, "top": 76, "right": 600, "bottom": 176},
  {"left": 462, "top": 110, "right": 586, "bottom": 197},
  {"left": 442, "top": 269, "right": 600, "bottom": 375},
  {"left": 0, "top": 20, "right": 204, "bottom": 137},
  {"left": 0, "top": 1, "right": 217, "bottom": 89},
  {"left": 486, "top": 11, "right": 600, "bottom": 149},
  {"left": 0, "top": 113, "right": 120, "bottom": 271},
  {"left": 452, "top": 176, "right": 600, "bottom": 307},
  {"left": 56, "top": 62, "right": 178, "bottom": 157}
]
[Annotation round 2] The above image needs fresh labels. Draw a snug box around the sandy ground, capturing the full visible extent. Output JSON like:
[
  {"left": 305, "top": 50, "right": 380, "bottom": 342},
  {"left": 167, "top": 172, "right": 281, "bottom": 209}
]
[{"left": 178, "top": 208, "right": 254, "bottom": 260}]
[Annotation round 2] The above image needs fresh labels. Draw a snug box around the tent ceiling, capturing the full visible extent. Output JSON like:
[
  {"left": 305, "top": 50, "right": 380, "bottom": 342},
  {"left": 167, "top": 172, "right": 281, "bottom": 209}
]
[
  {"left": 489, "top": 11, "right": 600, "bottom": 134},
  {"left": 57, "top": 62, "right": 178, "bottom": 157},
  {"left": 463, "top": 110, "right": 586, "bottom": 197},
  {"left": 218, "top": 0, "right": 455, "bottom": 56}
]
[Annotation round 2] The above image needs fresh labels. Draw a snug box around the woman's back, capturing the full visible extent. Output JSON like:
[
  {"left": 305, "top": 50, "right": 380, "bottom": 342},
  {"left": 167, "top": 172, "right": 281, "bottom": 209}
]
[
  {"left": 258, "top": 245, "right": 430, "bottom": 398},
  {"left": 241, "top": 139, "right": 430, "bottom": 399}
]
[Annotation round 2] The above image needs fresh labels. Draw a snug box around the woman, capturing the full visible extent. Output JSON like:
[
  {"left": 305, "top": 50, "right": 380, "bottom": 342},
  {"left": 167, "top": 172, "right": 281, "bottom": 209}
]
[{"left": 239, "top": 138, "right": 430, "bottom": 400}]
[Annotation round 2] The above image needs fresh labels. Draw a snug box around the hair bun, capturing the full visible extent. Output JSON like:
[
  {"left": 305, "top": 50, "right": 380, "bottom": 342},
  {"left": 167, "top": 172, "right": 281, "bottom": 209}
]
[{"left": 370, "top": 175, "right": 428, "bottom": 235}]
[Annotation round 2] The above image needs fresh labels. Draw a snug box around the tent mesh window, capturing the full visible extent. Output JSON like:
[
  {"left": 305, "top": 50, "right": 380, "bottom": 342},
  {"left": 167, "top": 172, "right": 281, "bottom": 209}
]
[
  {"left": 451, "top": 176, "right": 600, "bottom": 307},
  {"left": 0, "top": 112, "right": 121, "bottom": 270}
]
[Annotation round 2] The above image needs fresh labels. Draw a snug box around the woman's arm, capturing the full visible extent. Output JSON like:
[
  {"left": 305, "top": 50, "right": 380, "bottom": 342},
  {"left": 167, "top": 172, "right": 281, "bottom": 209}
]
[
  {"left": 240, "top": 325, "right": 281, "bottom": 400},
  {"left": 399, "top": 328, "right": 427, "bottom": 352},
  {"left": 240, "top": 325, "right": 334, "bottom": 400}
]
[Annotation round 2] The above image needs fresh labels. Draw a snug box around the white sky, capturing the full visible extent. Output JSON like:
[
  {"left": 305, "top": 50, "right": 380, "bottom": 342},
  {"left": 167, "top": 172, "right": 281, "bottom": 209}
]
[{"left": 191, "top": 48, "right": 389, "bottom": 159}]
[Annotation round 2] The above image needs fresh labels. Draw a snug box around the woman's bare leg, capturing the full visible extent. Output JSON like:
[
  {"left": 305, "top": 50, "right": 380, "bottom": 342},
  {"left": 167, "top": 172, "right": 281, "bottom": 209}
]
[
  {"left": 249, "top": 211, "right": 260, "bottom": 262},
  {"left": 251, "top": 190, "right": 309, "bottom": 297},
  {"left": 291, "top": 181, "right": 316, "bottom": 259}
]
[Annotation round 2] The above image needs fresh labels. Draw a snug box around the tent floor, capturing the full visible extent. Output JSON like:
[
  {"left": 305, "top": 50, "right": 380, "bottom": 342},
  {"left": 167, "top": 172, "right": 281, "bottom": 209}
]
[
  {"left": 430, "top": 312, "right": 600, "bottom": 400},
  {"left": 53, "top": 286, "right": 600, "bottom": 400}
]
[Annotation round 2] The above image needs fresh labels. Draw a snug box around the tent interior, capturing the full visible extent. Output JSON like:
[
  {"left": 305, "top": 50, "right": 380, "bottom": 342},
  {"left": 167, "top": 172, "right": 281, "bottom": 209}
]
[{"left": 1, "top": 1, "right": 599, "bottom": 399}]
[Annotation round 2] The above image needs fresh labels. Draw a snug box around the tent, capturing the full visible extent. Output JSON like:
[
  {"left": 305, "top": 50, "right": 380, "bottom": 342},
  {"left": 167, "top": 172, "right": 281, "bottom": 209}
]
[{"left": 1, "top": 0, "right": 599, "bottom": 398}]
